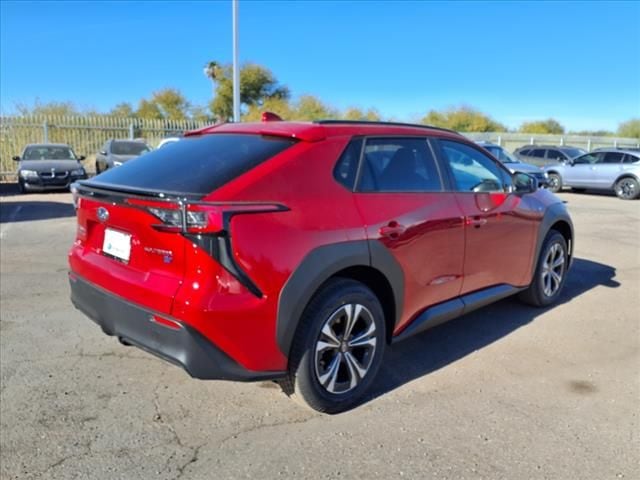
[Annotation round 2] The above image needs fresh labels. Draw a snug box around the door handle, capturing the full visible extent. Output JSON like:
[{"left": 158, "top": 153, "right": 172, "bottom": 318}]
[
  {"left": 467, "top": 217, "right": 488, "bottom": 228},
  {"left": 379, "top": 221, "right": 406, "bottom": 239}
]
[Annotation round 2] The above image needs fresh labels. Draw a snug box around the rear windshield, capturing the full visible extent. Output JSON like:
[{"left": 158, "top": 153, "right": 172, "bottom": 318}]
[{"left": 89, "top": 134, "right": 297, "bottom": 195}]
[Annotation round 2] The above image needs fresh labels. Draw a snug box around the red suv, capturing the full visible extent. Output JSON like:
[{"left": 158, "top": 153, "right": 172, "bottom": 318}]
[{"left": 69, "top": 119, "right": 573, "bottom": 413}]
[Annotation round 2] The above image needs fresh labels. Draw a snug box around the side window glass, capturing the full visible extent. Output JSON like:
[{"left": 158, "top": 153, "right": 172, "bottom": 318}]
[
  {"left": 546, "top": 150, "right": 563, "bottom": 160},
  {"left": 531, "top": 149, "right": 546, "bottom": 158},
  {"left": 623, "top": 154, "right": 639, "bottom": 164},
  {"left": 518, "top": 149, "right": 530, "bottom": 156},
  {"left": 333, "top": 138, "right": 363, "bottom": 189},
  {"left": 439, "top": 140, "right": 506, "bottom": 192},
  {"left": 358, "top": 138, "right": 442, "bottom": 192},
  {"left": 602, "top": 152, "right": 624, "bottom": 164}
]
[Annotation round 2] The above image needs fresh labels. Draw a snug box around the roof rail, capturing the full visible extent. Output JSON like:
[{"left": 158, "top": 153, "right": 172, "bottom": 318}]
[{"left": 313, "top": 119, "right": 459, "bottom": 135}]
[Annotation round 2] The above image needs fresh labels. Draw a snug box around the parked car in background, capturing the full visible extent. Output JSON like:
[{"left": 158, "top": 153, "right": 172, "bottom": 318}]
[
  {"left": 514, "top": 145, "right": 586, "bottom": 166},
  {"left": 69, "top": 118, "right": 574, "bottom": 413},
  {"left": 544, "top": 149, "right": 640, "bottom": 199},
  {"left": 476, "top": 141, "right": 548, "bottom": 187},
  {"left": 157, "top": 137, "right": 181, "bottom": 149},
  {"left": 95, "top": 139, "right": 151, "bottom": 173},
  {"left": 13, "top": 143, "right": 87, "bottom": 193}
]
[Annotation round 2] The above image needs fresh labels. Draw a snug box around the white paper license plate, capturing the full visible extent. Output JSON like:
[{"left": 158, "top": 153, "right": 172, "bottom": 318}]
[{"left": 103, "top": 228, "right": 131, "bottom": 262}]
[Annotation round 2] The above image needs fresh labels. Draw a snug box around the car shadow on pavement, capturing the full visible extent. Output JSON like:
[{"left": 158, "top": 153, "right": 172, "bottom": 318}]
[
  {"left": 0, "top": 201, "right": 75, "bottom": 223},
  {"left": 367, "top": 257, "right": 619, "bottom": 405}
]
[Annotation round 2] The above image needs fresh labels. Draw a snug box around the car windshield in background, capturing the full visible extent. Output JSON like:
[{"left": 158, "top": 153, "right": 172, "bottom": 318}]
[
  {"left": 89, "top": 134, "right": 297, "bottom": 195},
  {"left": 486, "top": 147, "right": 520, "bottom": 163},
  {"left": 565, "top": 148, "right": 586, "bottom": 158},
  {"left": 23, "top": 146, "right": 76, "bottom": 160},
  {"left": 111, "top": 142, "right": 151, "bottom": 156}
]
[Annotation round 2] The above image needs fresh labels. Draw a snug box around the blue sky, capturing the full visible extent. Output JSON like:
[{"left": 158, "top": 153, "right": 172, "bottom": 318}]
[{"left": 1, "top": 0, "right": 639, "bottom": 130}]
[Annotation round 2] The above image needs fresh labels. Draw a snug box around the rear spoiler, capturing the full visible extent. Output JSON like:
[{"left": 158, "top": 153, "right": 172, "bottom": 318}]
[{"left": 184, "top": 122, "right": 326, "bottom": 142}]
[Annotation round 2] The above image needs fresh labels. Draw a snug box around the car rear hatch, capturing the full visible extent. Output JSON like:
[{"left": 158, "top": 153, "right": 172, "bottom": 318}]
[{"left": 69, "top": 133, "right": 297, "bottom": 316}]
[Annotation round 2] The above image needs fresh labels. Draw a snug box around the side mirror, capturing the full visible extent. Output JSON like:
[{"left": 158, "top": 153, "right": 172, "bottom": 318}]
[
  {"left": 513, "top": 172, "right": 538, "bottom": 194},
  {"left": 78, "top": 155, "right": 86, "bottom": 161},
  {"left": 12, "top": 156, "right": 20, "bottom": 162},
  {"left": 99, "top": 150, "right": 107, "bottom": 155}
]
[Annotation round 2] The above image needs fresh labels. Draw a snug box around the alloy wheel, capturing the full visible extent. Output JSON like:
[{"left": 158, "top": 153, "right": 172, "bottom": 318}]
[
  {"left": 314, "top": 303, "right": 377, "bottom": 394},
  {"left": 541, "top": 243, "right": 565, "bottom": 297},
  {"left": 616, "top": 179, "right": 637, "bottom": 199}
]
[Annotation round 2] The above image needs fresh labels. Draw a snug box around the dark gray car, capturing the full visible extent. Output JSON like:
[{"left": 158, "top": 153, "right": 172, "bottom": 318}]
[
  {"left": 95, "top": 139, "right": 151, "bottom": 173},
  {"left": 13, "top": 143, "right": 87, "bottom": 193},
  {"left": 514, "top": 145, "right": 586, "bottom": 167},
  {"left": 476, "top": 141, "right": 548, "bottom": 187}
]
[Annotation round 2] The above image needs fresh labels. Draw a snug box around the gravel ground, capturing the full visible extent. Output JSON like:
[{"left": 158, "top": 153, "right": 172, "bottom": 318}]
[{"left": 1, "top": 186, "right": 638, "bottom": 479}]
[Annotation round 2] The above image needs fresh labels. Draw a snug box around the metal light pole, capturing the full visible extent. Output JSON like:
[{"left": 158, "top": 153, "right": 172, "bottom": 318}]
[{"left": 232, "top": 0, "right": 240, "bottom": 122}]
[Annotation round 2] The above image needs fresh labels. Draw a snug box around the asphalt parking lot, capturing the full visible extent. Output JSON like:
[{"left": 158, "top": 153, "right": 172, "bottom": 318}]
[{"left": 1, "top": 186, "right": 638, "bottom": 479}]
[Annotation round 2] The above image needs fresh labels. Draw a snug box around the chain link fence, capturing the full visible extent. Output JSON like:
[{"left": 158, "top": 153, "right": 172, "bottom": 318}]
[
  {"left": 0, "top": 115, "right": 209, "bottom": 180},
  {"left": 1, "top": 115, "right": 638, "bottom": 181}
]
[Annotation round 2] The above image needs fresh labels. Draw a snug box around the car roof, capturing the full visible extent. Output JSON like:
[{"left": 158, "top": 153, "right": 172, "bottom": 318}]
[
  {"left": 518, "top": 145, "right": 583, "bottom": 150},
  {"left": 475, "top": 141, "right": 500, "bottom": 147},
  {"left": 185, "top": 120, "right": 465, "bottom": 142},
  {"left": 591, "top": 148, "right": 640, "bottom": 155}
]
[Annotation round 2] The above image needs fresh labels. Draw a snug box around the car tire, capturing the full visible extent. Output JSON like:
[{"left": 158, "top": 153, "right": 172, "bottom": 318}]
[
  {"left": 95, "top": 163, "right": 101, "bottom": 175},
  {"left": 18, "top": 181, "right": 26, "bottom": 194},
  {"left": 614, "top": 177, "right": 640, "bottom": 200},
  {"left": 547, "top": 173, "right": 562, "bottom": 193},
  {"left": 519, "top": 230, "right": 568, "bottom": 308},
  {"left": 281, "top": 277, "right": 386, "bottom": 414}
]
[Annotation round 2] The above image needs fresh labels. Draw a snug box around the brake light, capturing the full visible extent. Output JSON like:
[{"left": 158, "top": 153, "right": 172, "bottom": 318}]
[{"left": 126, "top": 198, "right": 287, "bottom": 234}]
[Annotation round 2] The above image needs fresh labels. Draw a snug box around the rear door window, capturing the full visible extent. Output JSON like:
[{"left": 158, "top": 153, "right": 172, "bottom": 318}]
[
  {"left": 88, "top": 134, "right": 297, "bottom": 196},
  {"left": 357, "top": 137, "right": 443, "bottom": 192},
  {"left": 623, "top": 154, "right": 640, "bottom": 164},
  {"left": 546, "top": 149, "right": 565, "bottom": 160},
  {"left": 602, "top": 152, "right": 624, "bottom": 164},
  {"left": 530, "top": 149, "right": 546, "bottom": 158}
]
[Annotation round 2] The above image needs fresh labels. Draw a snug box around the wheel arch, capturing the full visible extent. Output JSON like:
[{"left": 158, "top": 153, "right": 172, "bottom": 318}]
[
  {"left": 276, "top": 240, "right": 403, "bottom": 357},
  {"left": 529, "top": 203, "right": 574, "bottom": 284},
  {"left": 611, "top": 173, "right": 640, "bottom": 189}
]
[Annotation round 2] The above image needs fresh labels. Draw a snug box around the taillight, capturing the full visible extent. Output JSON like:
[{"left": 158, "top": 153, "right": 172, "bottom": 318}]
[
  {"left": 125, "top": 197, "right": 288, "bottom": 298},
  {"left": 136, "top": 202, "right": 286, "bottom": 234}
]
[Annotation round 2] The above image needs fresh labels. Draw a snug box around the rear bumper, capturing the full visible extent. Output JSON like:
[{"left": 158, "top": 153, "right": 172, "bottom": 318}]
[{"left": 69, "top": 272, "right": 285, "bottom": 381}]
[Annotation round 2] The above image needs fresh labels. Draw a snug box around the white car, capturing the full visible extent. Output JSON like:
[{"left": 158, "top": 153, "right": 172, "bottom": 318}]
[{"left": 157, "top": 137, "right": 181, "bottom": 149}]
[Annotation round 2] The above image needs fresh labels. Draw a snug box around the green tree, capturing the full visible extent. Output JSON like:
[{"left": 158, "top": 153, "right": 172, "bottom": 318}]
[
  {"left": 136, "top": 99, "right": 163, "bottom": 120},
  {"left": 15, "top": 99, "right": 81, "bottom": 116},
  {"left": 293, "top": 95, "right": 337, "bottom": 120},
  {"left": 617, "top": 118, "right": 640, "bottom": 139},
  {"left": 190, "top": 105, "right": 213, "bottom": 123},
  {"left": 206, "top": 61, "right": 290, "bottom": 121},
  {"left": 151, "top": 88, "right": 190, "bottom": 121},
  {"left": 342, "top": 107, "right": 381, "bottom": 121},
  {"left": 243, "top": 97, "right": 294, "bottom": 122},
  {"left": 421, "top": 106, "right": 506, "bottom": 132},
  {"left": 109, "top": 102, "right": 135, "bottom": 117},
  {"left": 519, "top": 118, "right": 565, "bottom": 134}
]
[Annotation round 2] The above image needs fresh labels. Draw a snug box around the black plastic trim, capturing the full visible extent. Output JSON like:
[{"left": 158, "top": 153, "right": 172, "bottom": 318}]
[
  {"left": 392, "top": 284, "right": 524, "bottom": 343},
  {"left": 183, "top": 205, "right": 289, "bottom": 299},
  {"left": 276, "top": 240, "right": 404, "bottom": 356},
  {"left": 69, "top": 273, "right": 285, "bottom": 381},
  {"left": 531, "top": 201, "right": 574, "bottom": 276}
]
